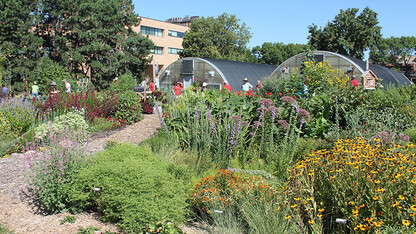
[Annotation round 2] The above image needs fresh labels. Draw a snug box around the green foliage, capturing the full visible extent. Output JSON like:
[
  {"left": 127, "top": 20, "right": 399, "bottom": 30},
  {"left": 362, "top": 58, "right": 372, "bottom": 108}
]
[
  {"left": 26, "top": 129, "right": 88, "bottom": 213},
  {"left": 0, "top": 98, "right": 36, "bottom": 137},
  {"left": 287, "top": 138, "right": 416, "bottom": 232},
  {"left": 404, "top": 127, "right": 416, "bottom": 143},
  {"left": 308, "top": 7, "right": 382, "bottom": 59},
  {"left": 143, "top": 220, "right": 184, "bottom": 234},
  {"left": 33, "top": 57, "right": 74, "bottom": 94},
  {"left": 113, "top": 92, "right": 142, "bottom": 125},
  {"left": 77, "top": 226, "right": 99, "bottom": 234},
  {"left": 181, "top": 13, "right": 254, "bottom": 62},
  {"left": 60, "top": 215, "right": 76, "bottom": 224},
  {"left": 0, "top": 223, "right": 13, "bottom": 234},
  {"left": 107, "top": 73, "right": 135, "bottom": 95},
  {"left": 68, "top": 144, "right": 187, "bottom": 233},
  {"left": 0, "top": 0, "right": 43, "bottom": 93},
  {"left": 89, "top": 117, "right": 116, "bottom": 133},
  {"left": 371, "top": 36, "right": 416, "bottom": 77},
  {"left": 34, "top": 110, "right": 89, "bottom": 139},
  {"left": 252, "top": 42, "right": 309, "bottom": 65}
]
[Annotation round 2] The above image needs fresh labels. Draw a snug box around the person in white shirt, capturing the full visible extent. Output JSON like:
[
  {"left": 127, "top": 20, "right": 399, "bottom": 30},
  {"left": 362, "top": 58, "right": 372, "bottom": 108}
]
[{"left": 241, "top": 78, "right": 253, "bottom": 92}]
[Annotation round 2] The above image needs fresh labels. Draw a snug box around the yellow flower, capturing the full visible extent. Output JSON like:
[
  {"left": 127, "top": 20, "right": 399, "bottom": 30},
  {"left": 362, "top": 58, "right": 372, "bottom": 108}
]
[
  {"left": 307, "top": 197, "right": 313, "bottom": 201},
  {"left": 374, "top": 180, "right": 381, "bottom": 184},
  {"left": 391, "top": 202, "right": 399, "bottom": 207},
  {"left": 291, "top": 204, "right": 297, "bottom": 208},
  {"left": 285, "top": 215, "right": 291, "bottom": 219},
  {"left": 374, "top": 221, "right": 383, "bottom": 228},
  {"left": 412, "top": 205, "right": 416, "bottom": 211},
  {"left": 373, "top": 196, "right": 379, "bottom": 201},
  {"left": 348, "top": 201, "right": 354, "bottom": 205},
  {"left": 411, "top": 179, "right": 416, "bottom": 184},
  {"left": 317, "top": 214, "right": 323, "bottom": 218},
  {"left": 399, "top": 195, "right": 405, "bottom": 200},
  {"left": 294, "top": 197, "right": 301, "bottom": 201},
  {"left": 402, "top": 219, "right": 411, "bottom": 227},
  {"left": 318, "top": 208, "right": 325, "bottom": 212},
  {"left": 308, "top": 220, "right": 314, "bottom": 224}
]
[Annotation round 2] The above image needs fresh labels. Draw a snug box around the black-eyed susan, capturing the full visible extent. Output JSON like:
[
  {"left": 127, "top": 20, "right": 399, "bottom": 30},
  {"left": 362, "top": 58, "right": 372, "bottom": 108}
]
[
  {"left": 374, "top": 179, "right": 381, "bottom": 184},
  {"left": 285, "top": 215, "right": 291, "bottom": 219},
  {"left": 373, "top": 196, "right": 379, "bottom": 201},
  {"left": 318, "top": 208, "right": 325, "bottom": 212},
  {"left": 402, "top": 219, "right": 411, "bottom": 227},
  {"left": 412, "top": 205, "right": 416, "bottom": 211},
  {"left": 308, "top": 220, "right": 314, "bottom": 224}
]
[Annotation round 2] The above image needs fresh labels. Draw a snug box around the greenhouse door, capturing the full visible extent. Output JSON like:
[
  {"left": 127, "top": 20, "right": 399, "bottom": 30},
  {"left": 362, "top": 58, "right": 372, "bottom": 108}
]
[{"left": 183, "top": 75, "right": 193, "bottom": 89}]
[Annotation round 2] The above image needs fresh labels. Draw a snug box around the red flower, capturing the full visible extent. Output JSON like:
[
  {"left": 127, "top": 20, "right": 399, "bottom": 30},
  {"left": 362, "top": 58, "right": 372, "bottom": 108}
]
[{"left": 279, "top": 92, "right": 282, "bottom": 96}]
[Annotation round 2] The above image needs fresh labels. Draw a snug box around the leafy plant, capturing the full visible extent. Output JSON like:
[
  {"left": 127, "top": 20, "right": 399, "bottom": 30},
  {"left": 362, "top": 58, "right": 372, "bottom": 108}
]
[
  {"left": 60, "top": 215, "right": 76, "bottom": 224},
  {"left": 25, "top": 129, "right": 88, "bottom": 213},
  {"left": 67, "top": 144, "right": 187, "bottom": 233},
  {"left": 34, "top": 110, "right": 88, "bottom": 139}
]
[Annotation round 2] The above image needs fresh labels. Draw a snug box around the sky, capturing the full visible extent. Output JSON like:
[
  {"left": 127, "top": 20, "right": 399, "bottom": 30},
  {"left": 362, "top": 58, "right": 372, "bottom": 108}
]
[{"left": 133, "top": 0, "right": 415, "bottom": 49}]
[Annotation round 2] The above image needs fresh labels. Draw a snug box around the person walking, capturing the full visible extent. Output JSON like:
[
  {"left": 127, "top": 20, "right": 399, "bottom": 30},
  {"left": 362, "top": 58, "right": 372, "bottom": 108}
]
[
  {"left": 241, "top": 78, "right": 253, "bottom": 92},
  {"left": 32, "top": 82, "right": 40, "bottom": 99}
]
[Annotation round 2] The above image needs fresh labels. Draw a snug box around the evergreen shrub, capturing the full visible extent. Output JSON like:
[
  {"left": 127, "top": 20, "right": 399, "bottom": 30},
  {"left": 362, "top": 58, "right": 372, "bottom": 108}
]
[{"left": 68, "top": 143, "right": 187, "bottom": 232}]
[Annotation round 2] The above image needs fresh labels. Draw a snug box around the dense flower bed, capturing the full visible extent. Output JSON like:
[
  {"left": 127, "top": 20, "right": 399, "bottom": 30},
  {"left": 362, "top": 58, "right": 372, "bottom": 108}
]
[{"left": 287, "top": 137, "right": 416, "bottom": 232}]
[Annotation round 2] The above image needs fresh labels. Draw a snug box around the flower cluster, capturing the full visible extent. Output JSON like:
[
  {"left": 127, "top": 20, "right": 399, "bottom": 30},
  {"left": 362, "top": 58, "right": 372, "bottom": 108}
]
[
  {"left": 193, "top": 169, "right": 280, "bottom": 212},
  {"left": 287, "top": 137, "right": 416, "bottom": 232}
]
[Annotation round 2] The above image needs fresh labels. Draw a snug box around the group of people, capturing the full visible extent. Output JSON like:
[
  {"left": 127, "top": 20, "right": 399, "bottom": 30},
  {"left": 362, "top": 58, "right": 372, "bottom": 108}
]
[
  {"left": 31, "top": 79, "right": 71, "bottom": 99},
  {"left": 170, "top": 77, "right": 263, "bottom": 97}
]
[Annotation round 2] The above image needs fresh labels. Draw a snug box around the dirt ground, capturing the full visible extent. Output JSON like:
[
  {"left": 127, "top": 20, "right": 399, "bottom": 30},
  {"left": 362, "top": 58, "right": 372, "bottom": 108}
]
[{"left": 0, "top": 112, "right": 209, "bottom": 234}]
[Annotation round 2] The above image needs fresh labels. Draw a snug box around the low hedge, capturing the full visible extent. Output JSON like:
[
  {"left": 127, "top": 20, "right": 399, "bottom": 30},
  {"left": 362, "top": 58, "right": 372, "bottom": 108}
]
[{"left": 67, "top": 143, "right": 188, "bottom": 233}]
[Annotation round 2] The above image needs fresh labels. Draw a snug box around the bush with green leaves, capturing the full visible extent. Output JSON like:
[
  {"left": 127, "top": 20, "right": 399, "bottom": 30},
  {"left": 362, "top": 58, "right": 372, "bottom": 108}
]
[
  {"left": 67, "top": 143, "right": 188, "bottom": 233},
  {"left": 0, "top": 98, "right": 36, "bottom": 137},
  {"left": 107, "top": 73, "right": 135, "bottom": 94},
  {"left": 34, "top": 110, "right": 88, "bottom": 139},
  {"left": 113, "top": 92, "right": 142, "bottom": 125},
  {"left": 33, "top": 57, "right": 76, "bottom": 93}
]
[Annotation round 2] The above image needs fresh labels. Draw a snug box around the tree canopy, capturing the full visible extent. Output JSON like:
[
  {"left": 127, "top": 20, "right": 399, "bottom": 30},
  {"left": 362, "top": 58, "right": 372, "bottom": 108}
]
[
  {"left": 0, "top": 0, "right": 153, "bottom": 91},
  {"left": 252, "top": 42, "right": 309, "bottom": 65},
  {"left": 307, "top": 7, "right": 382, "bottom": 60},
  {"left": 370, "top": 36, "right": 416, "bottom": 77},
  {"left": 181, "top": 13, "right": 255, "bottom": 62}
]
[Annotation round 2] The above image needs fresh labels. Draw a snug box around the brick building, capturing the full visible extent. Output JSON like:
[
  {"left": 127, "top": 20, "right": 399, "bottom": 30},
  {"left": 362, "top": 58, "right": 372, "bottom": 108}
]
[{"left": 133, "top": 17, "right": 189, "bottom": 80}]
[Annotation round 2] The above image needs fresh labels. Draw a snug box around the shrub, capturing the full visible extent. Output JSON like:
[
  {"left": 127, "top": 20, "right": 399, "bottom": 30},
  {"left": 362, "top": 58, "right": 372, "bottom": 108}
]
[
  {"left": 404, "top": 127, "right": 416, "bottom": 143},
  {"left": 67, "top": 144, "right": 187, "bottom": 232},
  {"left": 287, "top": 138, "right": 416, "bottom": 232},
  {"left": 25, "top": 129, "right": 88, "bottom": 213},
  {"left": 34, "top": 110, "right": 88, "bottom": 139},
  {"left": 113, "top": 92, "right": 142, "bottom": 124},
  {"left": 0, "top": 98, "right": 36, "bottom": 137}
]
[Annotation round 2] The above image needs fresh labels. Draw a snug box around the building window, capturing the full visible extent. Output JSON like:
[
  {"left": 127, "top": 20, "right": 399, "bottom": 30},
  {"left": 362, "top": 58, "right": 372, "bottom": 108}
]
[
  {"left": 150, "top": 46, "right": 163, "bottom": 54},
  {"left": 168, "top": 47, "right": 183, "bottom": 54},
  {"left": 141, "top": 26, "right": 163, "bottom": 37},
  {"left": 168, "top": 30, "right": 184, "bottom": 38}
]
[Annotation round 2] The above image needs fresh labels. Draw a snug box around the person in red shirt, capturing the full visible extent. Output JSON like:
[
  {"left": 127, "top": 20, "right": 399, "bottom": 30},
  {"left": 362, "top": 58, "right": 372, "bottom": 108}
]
[
  {"left": 223, "top": 80, "right": 232, "bottom": 92},
  {"left": 149, "top": 79, "right": 155, "bottom": 92},
  {"left": 173, "top": 82, "right": 182, "bottom": 96}
]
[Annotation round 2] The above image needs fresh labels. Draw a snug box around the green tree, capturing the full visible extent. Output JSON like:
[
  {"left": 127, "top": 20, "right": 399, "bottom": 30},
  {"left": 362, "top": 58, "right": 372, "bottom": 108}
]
[
  {"left": 307, "top": 7, "right": 382, "bottom": 59},
  {"left": 181, "top": 13, "right": 254, "bottom": 62},
  {"left": 370, "top": 36, "right": 416, "bottom": 77},
  {"left": 252, "top": 42, "right": 309, "bottom": 65},
  {"left": 36, "top": 0, "right": 153, "bottom": 89},
  {"left": 0, "top": 0, "right": 43, "bottom": 93}
]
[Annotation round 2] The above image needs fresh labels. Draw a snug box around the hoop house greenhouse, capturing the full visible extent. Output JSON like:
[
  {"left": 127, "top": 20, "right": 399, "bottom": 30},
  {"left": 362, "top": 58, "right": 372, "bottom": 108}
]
[
  {"left": 159, "top": 57, "right": 277, "bottom": 91},
  {"left": 271, "top": 51, "right": 413, "bottom": 88}
]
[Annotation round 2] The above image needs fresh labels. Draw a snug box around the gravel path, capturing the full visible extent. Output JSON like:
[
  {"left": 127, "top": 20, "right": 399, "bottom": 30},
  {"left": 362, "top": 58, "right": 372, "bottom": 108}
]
[{"left": 0, "top": 113, "right": 180, "bottom": 234}]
